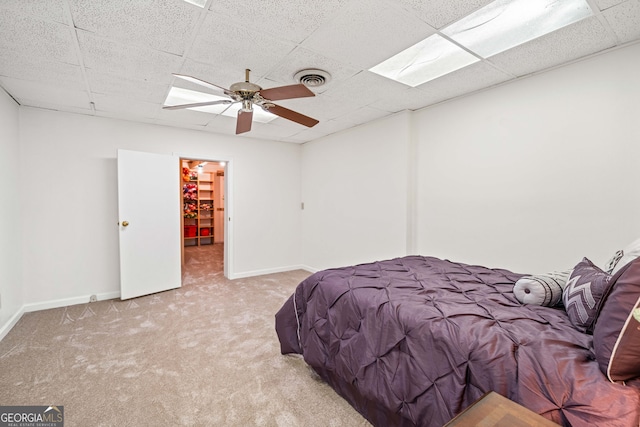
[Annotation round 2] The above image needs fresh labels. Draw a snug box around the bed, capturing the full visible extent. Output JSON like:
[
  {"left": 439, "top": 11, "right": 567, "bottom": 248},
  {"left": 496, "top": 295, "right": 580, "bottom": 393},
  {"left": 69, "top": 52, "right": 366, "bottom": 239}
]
[{"left": 275, "top": 255, "right": 640, "bottom": 427}]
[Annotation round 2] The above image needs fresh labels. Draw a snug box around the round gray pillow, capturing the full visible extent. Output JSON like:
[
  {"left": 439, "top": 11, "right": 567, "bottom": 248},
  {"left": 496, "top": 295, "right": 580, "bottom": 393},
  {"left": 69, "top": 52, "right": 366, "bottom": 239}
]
[{"left": 513, "top": 269, "right": 572, "bottom": 307}]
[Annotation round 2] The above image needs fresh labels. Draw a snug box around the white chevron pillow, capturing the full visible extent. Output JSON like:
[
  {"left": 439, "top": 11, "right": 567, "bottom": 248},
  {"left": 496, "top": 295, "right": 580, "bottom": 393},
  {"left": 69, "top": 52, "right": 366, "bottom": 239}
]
[{"left": 563, "top": 258, "right": 613, "bottom": 333}]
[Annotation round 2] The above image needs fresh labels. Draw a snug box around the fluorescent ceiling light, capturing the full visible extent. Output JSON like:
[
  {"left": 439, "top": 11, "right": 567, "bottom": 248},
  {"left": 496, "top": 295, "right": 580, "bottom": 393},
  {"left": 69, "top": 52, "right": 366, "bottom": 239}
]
[
  {"left": 369, "top": 34, "right": 479, "bottom": 87},
  {"left": 443, "top": 0, "right": 593, "bottom": 58},
  {"left": 164, "top": 87, "right": 277, "bottom": 124},
  {"left": 369, "top": 0, "right": 593, "bottom": 86},
  {"left": 183, "top": 0, "right": 206, "bottom": 8}
]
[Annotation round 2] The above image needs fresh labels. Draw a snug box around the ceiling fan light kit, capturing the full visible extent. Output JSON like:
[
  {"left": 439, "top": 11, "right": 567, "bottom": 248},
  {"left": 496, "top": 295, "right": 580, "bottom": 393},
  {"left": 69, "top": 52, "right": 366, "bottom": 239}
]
[{"left": 164, "top": 69, "right": 319, "bottom": 135}]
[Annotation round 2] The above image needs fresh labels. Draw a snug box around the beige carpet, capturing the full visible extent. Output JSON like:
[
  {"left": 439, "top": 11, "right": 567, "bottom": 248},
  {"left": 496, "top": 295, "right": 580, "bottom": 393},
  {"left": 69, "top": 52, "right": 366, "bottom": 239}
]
[{"left": 0, "top": 244, "right": 371, "bottom": 426}]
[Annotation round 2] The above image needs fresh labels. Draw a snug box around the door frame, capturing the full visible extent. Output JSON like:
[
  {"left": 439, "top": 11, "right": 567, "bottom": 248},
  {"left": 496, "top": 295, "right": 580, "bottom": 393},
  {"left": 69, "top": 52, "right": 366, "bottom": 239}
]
[{"left": 177, "top": 153, "right": 233, "bottom": 279}]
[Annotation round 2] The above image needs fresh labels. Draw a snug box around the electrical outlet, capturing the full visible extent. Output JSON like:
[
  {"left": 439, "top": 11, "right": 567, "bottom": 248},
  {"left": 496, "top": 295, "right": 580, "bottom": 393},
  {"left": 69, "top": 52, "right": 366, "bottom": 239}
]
[{"left": 89, "top": 294, "right": 97, "bottom": 303}]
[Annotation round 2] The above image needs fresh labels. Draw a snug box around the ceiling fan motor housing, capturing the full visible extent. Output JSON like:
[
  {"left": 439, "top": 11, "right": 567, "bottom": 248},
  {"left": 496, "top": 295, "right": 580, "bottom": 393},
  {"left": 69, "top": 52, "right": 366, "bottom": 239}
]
[{"left": 230, "top": 81, "right": 261, "bottom": 98}]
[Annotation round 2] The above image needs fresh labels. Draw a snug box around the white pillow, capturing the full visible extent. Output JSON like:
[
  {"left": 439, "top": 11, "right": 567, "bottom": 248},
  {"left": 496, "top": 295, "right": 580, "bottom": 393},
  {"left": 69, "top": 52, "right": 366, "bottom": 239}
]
[
  {"left": 610, "top": 237, "right": 640, "bottom": 275},
  {"left": 604, "top": 250, "right": 623, "bottom": 274},
  {"left": 513, "top": 269, "right": 572, "bottom": 307}
]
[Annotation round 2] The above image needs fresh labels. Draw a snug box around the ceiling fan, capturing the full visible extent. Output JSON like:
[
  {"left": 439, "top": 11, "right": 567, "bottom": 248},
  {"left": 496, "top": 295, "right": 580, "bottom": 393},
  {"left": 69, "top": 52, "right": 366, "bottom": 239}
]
[{"left": 164, "top": 69, "right": 319, "bottom": 134}]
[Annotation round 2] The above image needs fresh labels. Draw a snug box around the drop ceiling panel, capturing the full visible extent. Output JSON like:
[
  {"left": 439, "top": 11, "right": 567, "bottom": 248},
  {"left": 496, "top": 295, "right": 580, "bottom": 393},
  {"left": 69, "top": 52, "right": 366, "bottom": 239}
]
[
  {"left": 413, "top": 61, "right": 515, "bottom": 105},
  {"left": 322, "top": 71, "right": 415, "bottom": 107},
  {"left": 301, "top": 0, "right": 437, "bottom": 69},
  {"left": 188, "top": 14, "right": 297, "bottom": 78},
  {"left": 204, "top": 114, "right": 238, "bottom": 134},
  {"left": 1, "top": 76, "right": 90, "bottom": 109},
  {"left": 489, "top": 16, "right": 617, "bottom": 77},
  {"left": 243, "top": 121, "right": 303, "bottom": 140},
  {"left": 0, "top": 55, "right": 85, "bottom": 91},
  {"left": 78, "top": 31, "right": 181, "bottom": 84},
  {"left": 386, "top": 0, "right": 495, "bottom": 29},
  {"left": 268, "top": 91, "right": 352, "bottom": 123},
  {"left": 0, "top": 10, "right": 78, "bottom": 65},
  {"left": 282, "top": 127, "right": 333, "bottom": 143},
  {"left": 0, "top": 0, "right": 68, "bottom": 25},
  {"left": 68, "top": 0, "right": 201, "bottom": 56},
  {"left": 335, "top": 105, "right": 391, "bottom": 126},
  {"left": 92, "top": 94, "right": 159, "bottom": 120},
  {"left": 594, "top": 0, "right": 628, "bottom": 10},
  {"left": 603, "top": 0, "right": 640, "bottom": 43},
  {"left": 156, "top": 106, "right": 213, "bottom": 127},
  {"left": 368, "top": 87, "right": 435, "bottom": 113},
  {"left": 178, "top": 60, "right": 245, "bottom": 94},
  {"left": 86, "top": 70, "right": 170, "bottom": 104},
  {"left": 208, "top": 0, "right": 351, "bottom": 44}
]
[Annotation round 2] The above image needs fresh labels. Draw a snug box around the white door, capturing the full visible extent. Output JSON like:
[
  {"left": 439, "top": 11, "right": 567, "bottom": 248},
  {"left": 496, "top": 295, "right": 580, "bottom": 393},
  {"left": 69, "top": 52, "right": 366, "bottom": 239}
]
[{"left": 117, "top": 149, "right": 181, "bottom": 300}]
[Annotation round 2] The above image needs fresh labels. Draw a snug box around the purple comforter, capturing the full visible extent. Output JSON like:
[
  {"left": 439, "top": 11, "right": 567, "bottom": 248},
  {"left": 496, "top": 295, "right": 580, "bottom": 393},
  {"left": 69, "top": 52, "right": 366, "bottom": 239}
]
[{"left": 275, "top": 256, "right": 640, "bottom": 427}]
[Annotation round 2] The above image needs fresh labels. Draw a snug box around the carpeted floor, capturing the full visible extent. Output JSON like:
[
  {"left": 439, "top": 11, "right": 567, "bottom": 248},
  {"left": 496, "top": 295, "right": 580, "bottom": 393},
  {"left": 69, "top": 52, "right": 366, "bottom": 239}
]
[{"left": 0, "top": 244, "right": 371, "bottom": 426}]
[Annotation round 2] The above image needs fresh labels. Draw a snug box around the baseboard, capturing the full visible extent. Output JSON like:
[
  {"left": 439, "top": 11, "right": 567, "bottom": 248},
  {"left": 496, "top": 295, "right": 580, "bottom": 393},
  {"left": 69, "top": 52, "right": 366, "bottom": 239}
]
[
  {"left": 23, "top": 291, "right": 121, "bottom": 313},
  {"left": 0, "top": 306, "right": 25, "bottom": 342},
  {"left": 299, "top": 265, "right": 318, "bottom": 273},
  {"left": 230, "top": 264, "right": 315, "bottom": 280}
]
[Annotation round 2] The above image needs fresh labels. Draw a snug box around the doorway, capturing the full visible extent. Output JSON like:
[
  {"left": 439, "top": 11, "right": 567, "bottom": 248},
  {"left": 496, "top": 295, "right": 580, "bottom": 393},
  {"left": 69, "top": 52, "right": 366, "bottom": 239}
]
[{"left": 180, "top": 158, "right": 227, "bottom": 284}]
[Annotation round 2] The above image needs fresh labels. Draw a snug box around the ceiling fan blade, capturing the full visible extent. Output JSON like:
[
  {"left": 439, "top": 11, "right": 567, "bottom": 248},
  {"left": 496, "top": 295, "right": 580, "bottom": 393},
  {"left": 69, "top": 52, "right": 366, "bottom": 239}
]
[
  {"left": 163, "top": 100, "right": 232, "bottom": 110},
  {"left": 236, "top": 109, "right": 253, "bottom": 134},
  {"left": 172, "top": 74, "right": 232, "bottom": 94},
  {"left": 259, "top": 84, "right": 315, "bottom": 101},
  {"left": 264, "top": 104, "right": 319, "bottom": 128}
]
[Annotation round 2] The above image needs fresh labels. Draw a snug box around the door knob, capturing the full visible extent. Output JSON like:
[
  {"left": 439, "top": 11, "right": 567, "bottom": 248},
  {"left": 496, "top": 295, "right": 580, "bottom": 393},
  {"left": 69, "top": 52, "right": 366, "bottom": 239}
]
[{"left": 121, "top": 221, "right": 129, "bottom": 227}]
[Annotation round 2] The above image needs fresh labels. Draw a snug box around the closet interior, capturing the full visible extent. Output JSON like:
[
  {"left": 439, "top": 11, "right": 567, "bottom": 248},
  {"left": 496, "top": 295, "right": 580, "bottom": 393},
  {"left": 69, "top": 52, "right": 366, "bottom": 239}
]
[{"left": 181, "top": 158, "right": 225, "bottom": 249}]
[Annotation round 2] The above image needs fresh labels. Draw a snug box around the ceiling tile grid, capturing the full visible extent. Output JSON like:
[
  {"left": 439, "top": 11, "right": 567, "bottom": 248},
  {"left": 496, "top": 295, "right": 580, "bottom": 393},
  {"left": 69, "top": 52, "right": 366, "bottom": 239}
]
[{"left": 1, "top": 0, "right": 639, "bottom": 143}]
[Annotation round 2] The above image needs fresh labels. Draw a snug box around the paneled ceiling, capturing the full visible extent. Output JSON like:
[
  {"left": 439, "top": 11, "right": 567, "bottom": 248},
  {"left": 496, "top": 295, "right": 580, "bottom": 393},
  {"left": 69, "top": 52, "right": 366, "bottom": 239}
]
[{"left": 1, "top": 0, "right": 639, "bottom": 143}]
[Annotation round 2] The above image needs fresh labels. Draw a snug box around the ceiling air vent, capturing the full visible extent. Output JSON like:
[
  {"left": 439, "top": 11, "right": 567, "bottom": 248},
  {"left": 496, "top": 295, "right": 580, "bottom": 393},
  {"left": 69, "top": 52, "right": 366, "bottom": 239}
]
[{"left": 294, "top": 69, "right": 331, "bottom": 88}]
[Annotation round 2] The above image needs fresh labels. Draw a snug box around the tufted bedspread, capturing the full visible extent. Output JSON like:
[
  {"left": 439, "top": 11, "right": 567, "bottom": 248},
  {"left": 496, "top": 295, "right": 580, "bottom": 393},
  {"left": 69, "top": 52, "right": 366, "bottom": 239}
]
[{"left": 275, "top": 256, "right": 640, "bottom": 427}]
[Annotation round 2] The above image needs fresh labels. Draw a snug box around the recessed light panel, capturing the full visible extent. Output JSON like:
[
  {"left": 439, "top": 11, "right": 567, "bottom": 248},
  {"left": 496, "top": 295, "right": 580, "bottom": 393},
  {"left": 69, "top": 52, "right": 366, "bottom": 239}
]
[
  {"left": 183, "top": 0, "right": 206, "bottom": 8},
  {"left": 369, "top": 34, "right": 479, "bottom": 87},
  {"left": 164, "top": 87, "right": 277, "bottom": 123},
  {"left": 443, "top": 0, "right": 593, "bottom": 58},
  {"left": 369, "top": 0, "right": 593, "bottom": 86}
]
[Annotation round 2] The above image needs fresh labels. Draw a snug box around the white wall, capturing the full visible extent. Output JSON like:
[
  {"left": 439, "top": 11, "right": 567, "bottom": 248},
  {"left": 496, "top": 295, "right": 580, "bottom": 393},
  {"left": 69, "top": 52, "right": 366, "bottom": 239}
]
[
  {"left": 19, "top": 109, "right": 303, "bottom": 306},
  {"left": 0, "top": 89, "right": 23, "bottom": 336},
  {"left": 414, "top": 43, "right": 640, "bottom": 273},
  {"left": 299, "top": 42, "right": 640, "bottom": 274},
  {"left": 301, "top": 112, "right": 411, "bottom": 271}
]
